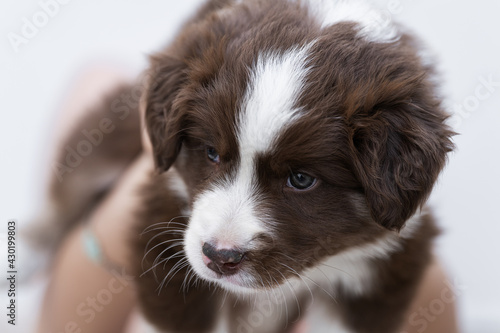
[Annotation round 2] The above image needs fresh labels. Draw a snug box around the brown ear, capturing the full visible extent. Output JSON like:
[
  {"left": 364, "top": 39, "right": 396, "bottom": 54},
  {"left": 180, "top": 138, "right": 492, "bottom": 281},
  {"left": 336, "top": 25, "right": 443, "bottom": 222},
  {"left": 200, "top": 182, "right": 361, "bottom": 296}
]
[
  {"left": 349, "top": 100, "right": 454, "bottom": 231},
  {"left": 144, "top": 55, "right": 188, "bottom": 171}
]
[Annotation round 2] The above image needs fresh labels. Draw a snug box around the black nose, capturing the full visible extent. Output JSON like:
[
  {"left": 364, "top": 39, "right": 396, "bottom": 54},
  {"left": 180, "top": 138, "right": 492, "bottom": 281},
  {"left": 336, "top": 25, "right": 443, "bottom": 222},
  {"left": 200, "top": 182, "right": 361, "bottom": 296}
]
[{"left": 202, "top": 242, "right": 245, "bottom": 275}]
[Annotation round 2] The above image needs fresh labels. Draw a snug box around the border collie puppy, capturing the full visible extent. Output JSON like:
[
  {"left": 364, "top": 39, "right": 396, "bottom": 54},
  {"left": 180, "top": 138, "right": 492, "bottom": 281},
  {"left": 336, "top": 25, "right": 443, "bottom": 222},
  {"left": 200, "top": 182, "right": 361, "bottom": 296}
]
[
  {"left": 41, "top": 0, "right": 453, "bottom": 332},
  {"left": 132, "top": 0, "right": 457, "bottom": 331},
  {"left": 133, "top": 0, "right": 454, "bottom": 332}
]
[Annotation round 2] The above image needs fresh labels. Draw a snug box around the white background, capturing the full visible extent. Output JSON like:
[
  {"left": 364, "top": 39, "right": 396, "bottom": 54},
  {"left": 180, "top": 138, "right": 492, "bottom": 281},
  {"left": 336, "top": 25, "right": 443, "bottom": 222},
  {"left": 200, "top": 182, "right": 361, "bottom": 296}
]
[{"left": 1, "top": 0, "right": 499, "bottom": 332}]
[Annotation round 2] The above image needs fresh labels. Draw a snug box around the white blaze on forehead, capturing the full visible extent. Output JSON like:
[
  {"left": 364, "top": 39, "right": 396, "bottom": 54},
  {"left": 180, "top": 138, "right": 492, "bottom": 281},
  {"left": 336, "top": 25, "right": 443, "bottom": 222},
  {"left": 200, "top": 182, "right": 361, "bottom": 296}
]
[
  {"left": 296, "top": 0, "right": 399, "bottom": 43},
  {"left": 228, "top": 43, "right": 315, "bottom": 239},
  {"left": 237, "top": 43, "right": 314, "bottom": 156}
]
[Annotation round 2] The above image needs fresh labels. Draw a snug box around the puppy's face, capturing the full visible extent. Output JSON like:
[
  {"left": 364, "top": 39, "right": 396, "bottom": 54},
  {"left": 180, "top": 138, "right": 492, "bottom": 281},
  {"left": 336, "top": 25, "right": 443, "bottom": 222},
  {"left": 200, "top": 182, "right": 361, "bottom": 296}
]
[
  {"left": 144, "top": 2, "right": 453, "bottom": 294},
  {"left": 177, "top": 45, "right": 380, "bottom": 294}
]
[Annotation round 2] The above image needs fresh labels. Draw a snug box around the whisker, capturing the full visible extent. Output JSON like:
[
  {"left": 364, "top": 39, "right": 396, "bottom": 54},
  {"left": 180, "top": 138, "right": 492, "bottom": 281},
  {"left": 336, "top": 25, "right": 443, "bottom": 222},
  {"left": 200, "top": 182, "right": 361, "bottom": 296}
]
[
  {"left": 265, "top": 270, "right": 283, "bottom": 322},
  {"left": 141, "top": 249, "right": 185, "bottom": 278},
  {"left": 160, "top": 250, "right": 185, "bottom": 270},
  {"left": 186, "top": 267, "right": 198, "bottom": 290},
  {"left": 151, "top": 241, "right": 184, "bottom": 268},
  {"left": 258, "top": 271, "right": 274, "bottom": 319},
  {"left": 220, "top": 289, "right": 229, "bottom": 312},
  {"left": 181, "top": 267, "right": 194, "bottom": 298},
  {"left": 279, "top": 262, "right": 336, "bottom": 303},
  {"left": 270, "top": 274, "right": 288, "bottom": 326},
  {"left": 142, "top": 218, "right": 188, "bottom": 234},
  {"left": 157, "top": 259, "right": 189, "bottom": 294},
  {"left": 160, "top": 261, "right": 189, "bottom": 294},
  {"left": 142, "top": 238, "right": 183, "bottom": 269},
  {"left": 273, "top": 267, "right": 301, "bottom": 323},
  {"left": 145, "top": 230, "right": 184, "bottom": 254},
  {"left": 278, "top": 251, "right": 354, "bottom": 279},
  {"left": 143, "top": 227, "right": 186, "bottom": 236},
  {"left": 318, "top": 263, "right": 354, "bottom": 278}
]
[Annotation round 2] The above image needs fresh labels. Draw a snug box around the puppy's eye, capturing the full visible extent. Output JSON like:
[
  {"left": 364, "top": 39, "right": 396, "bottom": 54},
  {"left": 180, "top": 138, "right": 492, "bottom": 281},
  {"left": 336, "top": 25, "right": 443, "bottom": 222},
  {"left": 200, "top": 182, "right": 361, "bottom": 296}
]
[
  {"left": 206, "top": 146, "right": 220, "bottom": 164},
  {"left": 287, "top": 172, "right": 317, "bottom": 190}
]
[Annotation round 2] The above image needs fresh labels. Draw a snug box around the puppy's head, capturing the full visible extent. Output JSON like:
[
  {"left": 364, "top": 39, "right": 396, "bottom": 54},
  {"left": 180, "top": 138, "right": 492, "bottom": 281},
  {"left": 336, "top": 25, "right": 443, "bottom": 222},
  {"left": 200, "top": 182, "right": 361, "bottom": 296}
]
[{"left": 143, "top": 1, "right": 454, "bottom": 294}]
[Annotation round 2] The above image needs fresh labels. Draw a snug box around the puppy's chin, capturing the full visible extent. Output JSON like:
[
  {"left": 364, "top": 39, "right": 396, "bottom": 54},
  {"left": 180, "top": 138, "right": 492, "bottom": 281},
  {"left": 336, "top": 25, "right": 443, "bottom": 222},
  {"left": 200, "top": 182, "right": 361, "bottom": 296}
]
[{"left": 184, "top": 226, "right": 260, "bottom": 295}]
